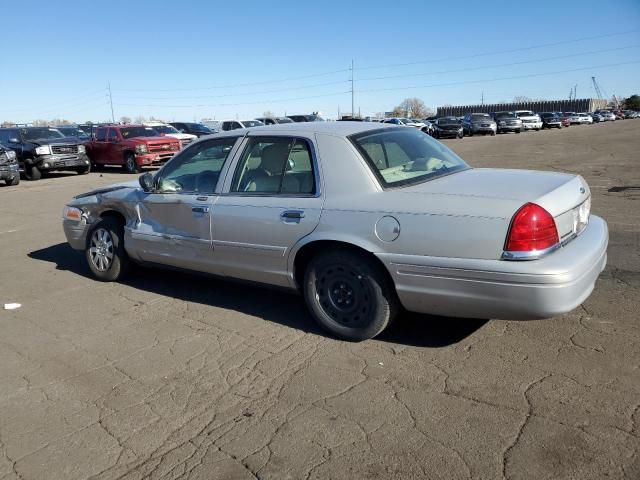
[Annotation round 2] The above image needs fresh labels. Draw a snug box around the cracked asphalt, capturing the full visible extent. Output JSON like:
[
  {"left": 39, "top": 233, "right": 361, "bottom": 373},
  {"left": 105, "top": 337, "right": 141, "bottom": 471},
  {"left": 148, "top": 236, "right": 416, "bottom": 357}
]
[{"left": 1, "top": 120, "right": 638, "bottom": 480}]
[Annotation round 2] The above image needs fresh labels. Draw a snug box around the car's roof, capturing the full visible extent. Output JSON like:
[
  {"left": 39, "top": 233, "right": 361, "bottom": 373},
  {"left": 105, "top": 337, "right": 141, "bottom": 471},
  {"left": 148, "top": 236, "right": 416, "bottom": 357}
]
[{"left": 211, "top": 121, "right": 395, "bottom": 138}]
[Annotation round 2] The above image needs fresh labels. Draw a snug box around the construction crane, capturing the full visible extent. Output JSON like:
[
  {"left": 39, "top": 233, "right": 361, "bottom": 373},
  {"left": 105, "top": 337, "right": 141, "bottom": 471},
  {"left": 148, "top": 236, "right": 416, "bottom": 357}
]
[{"left": 592, "top": 76, "right": 607, "bottom": 100}]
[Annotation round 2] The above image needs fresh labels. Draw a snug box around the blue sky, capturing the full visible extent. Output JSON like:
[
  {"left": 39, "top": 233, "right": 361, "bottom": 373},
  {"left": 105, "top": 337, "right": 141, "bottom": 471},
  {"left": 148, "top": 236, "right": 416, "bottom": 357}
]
[{"left": 2, "top": 0, "right": 639, "bottom": 123}]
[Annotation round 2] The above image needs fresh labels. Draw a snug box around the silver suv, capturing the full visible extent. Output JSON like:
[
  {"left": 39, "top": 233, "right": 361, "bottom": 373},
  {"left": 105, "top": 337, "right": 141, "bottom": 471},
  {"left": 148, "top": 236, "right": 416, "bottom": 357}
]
[{"left": 462, "top": 113, "right": 497, "bottom": 136}]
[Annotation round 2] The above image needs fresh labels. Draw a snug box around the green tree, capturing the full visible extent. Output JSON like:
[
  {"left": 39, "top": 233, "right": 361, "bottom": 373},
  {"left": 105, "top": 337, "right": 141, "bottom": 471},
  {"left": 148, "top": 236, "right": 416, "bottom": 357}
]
[{"left": 624, "top": 94, "right": 640, "bottom": 110}]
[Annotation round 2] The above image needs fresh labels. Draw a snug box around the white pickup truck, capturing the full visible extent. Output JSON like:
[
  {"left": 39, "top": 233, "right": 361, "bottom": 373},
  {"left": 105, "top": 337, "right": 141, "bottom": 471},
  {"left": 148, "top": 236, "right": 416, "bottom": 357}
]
[{"left": 514, "top": 110, "right": 543, "bottom": 131}]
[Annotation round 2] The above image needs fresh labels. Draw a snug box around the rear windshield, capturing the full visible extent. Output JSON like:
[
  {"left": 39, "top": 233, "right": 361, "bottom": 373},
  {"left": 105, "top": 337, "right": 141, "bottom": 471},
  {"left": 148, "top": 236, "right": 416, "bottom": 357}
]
[
  {"left": 120, "top": 127, "right": 159, "bottom": 139},
  {"left": 438, "top": 117, "right": 459, "bottom": 125},
  {"left": 350, "top": 128, "right": 468, "bottom": 188},
  {"left": 495, "top": 113, "right": 516, "bottom": 119},
  {"left": 471, "top": 114, "right": 491, "bottom": 120},
  {"left": 241, "top": 120, "right": 264, "bottom": 128},
  {"left": 56, "top": 127, "right": 89, "bottom": 138}
]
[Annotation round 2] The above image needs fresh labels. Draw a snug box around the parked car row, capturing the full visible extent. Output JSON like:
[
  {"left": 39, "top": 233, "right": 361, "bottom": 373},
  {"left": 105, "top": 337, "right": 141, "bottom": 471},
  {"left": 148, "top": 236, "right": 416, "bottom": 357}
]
[{"left": 1, "top": 109, "right": 636, "bottom": 186}]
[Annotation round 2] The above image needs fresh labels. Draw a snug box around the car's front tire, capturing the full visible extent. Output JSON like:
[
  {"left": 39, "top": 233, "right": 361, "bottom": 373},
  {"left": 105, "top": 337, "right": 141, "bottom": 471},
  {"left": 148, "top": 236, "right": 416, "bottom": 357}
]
[
  {"left": 303, "top": 249, "right": 399, "bottom": 341},
  {"left": 74, "top": 165, "right": 91, "bottom": 175},
  {"left": 124, "top": 153, "right": 141, "bottom": 174},
  {"left": 24, "top": 164, "right": 42, "bottom": 181},
  {"left": 85, "top": 218, "right": 129, "bottom": 282},
  {"left": 6, "top": 175, "right": 19, "bottom": 186}
]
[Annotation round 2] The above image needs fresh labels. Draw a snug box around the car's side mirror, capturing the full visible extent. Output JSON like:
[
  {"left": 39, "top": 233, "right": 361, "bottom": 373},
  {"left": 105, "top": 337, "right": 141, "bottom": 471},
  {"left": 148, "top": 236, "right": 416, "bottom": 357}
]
[
  {"left": 8, "top": 138, "right": 19, "bottom": 144},
  {"left": 139, "top": 172, "right": 154, "bottom": 192}
]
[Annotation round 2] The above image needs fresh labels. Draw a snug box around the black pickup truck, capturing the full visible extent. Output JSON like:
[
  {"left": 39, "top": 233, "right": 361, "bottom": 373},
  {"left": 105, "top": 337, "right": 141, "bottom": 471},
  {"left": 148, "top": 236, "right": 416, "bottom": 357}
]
[
  {"left": 0, "top": 143, "right": 20, "bottom": 186},
  {"left": 0, "top": 127, "right": 91, "bottom": 180}
]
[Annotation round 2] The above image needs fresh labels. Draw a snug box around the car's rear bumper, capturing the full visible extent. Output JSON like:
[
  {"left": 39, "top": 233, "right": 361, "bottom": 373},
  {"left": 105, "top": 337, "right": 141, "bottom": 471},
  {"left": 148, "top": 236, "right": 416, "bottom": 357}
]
[{"left": 376, "top": 215, "right": 608, "bottom": 320}]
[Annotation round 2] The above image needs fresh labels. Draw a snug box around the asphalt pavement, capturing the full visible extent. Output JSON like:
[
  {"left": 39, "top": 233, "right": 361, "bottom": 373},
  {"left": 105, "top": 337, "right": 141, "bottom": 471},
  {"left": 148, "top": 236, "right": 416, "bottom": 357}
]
[{"left": 0, "top": 120, "right": 638, "bottom": 479}]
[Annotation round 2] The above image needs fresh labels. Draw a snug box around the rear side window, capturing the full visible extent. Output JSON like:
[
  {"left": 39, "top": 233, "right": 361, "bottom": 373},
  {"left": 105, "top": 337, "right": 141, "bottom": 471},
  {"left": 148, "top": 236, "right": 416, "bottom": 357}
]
[
  {"left": 96, "top": 128, "right": 107, "bottom": 141},
  {"left": 0, "top": 129, "right": 17, "bottom": 144},
  {"left": 231, "top": 137, "right": 315, "bottom": 195},
  {"left": 351, "top": 128, "right": 468, "bottom": 188}
]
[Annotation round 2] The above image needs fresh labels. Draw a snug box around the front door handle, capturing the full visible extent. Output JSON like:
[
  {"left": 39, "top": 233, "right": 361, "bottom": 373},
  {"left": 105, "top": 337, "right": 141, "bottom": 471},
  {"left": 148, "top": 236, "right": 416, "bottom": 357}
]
[
  {"left": 192, "top": 205, "right": 210, "bottom": 214},
  {"left": 281, "top": 210, "right": 305, "bottom": 220}
]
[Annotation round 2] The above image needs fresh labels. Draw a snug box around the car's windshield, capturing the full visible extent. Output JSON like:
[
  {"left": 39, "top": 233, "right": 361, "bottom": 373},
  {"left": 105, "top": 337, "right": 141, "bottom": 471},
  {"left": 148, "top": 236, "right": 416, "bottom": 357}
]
[
  {"left": 516, "top": 111, "right": 534, "bottom": 117},
  {"left": 471, "top": 114, "right": 491, "bottom": 121},
  {"left": 149, "top": 125, "right": 180, "bottom": 134},
  {"left": 21, "top": 128, "right": 65, "bottom": 141},
  {"left": 351, "top": 127, "right": 468, "bottom": 188},
  {"left": 56, "top": 127, "right": 89, "bottom": 138},
  {"left": 242, "top": 120, "right": 264, "bottom": 127},
  {"left": 495, "top": 113, "right": 516, "bottom": 119},
  {"left": 275, "top": 117, "right": 294, "bottom": 124},
  {"left": 439, "top": 117, "right": 459, "bottom": 125},
  {"left": 120, "top": 127, "right": 159, "bottom": 139}
]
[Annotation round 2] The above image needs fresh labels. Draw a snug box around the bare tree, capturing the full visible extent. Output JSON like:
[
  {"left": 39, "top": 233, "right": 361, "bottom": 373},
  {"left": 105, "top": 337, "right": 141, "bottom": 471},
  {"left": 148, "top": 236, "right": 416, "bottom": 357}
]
[
  {"left": 119, "top": 116, "right": 132, "bottom": 124},
  {"left": 1, "top": 121, "right": 14, "bottom": 127},
  {"left": 134, "top": 115, "right": 147, "bottom": 124},
  {"left": 262, "top": 110, "right": 274, "bottom": 118},
  {"left": 513, "top": 96, "right": 532, "bottom": 103},
  {"left": 394, "top": 98, "right": 430, "bottom": 118}
]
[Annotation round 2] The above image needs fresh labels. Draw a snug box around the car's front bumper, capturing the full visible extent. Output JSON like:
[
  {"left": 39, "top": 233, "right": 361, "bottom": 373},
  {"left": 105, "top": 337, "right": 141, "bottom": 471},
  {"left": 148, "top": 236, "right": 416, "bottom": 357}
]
[
  {"left": 544, "top": 121, "right": 562, "bottom": 128},
  {"left": 0, "top": 162, "right": 19, "bottom": 180},
  {"left": 136, "top": 152, "right": 176, "bottom": 166},
  {"left": 497, "top": 124, "right": 521, "bottom": 131},
  {"left": 35, "top": 154, "right": 91, "bottom": 171},
  {"left": 522, "top": 122, "right": 542, "bottom": 130},
  {"left": 63, "top": 218, "right": 91, "bottom": 250},
  {"left": 377, "top": 215, "right": 608, "bottom": 320},
  {"left": 471, "top": 124, "right": 496, "bottom": 133}
]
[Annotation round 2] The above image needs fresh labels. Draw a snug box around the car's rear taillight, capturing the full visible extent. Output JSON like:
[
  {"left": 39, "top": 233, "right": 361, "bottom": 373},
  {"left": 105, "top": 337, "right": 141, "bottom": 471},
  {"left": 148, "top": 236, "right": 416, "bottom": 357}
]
[{"left": 504, "top": 203, "right": 559, "bottom": 253}]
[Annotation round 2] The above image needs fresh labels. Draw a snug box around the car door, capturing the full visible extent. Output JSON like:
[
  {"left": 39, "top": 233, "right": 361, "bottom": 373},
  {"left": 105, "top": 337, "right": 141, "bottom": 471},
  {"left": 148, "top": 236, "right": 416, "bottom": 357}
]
[
  {"left": 106, "top": 128, "right": 124, "bottom": 165},
  {"left": 128, "top": 136, "right": 240, "bottom": 273},
  {"left": 89, "top": 127, "right": 108, "bottom": 165},
  {"left": 212, "top": 134, "right": 323, "bottom": 287}
]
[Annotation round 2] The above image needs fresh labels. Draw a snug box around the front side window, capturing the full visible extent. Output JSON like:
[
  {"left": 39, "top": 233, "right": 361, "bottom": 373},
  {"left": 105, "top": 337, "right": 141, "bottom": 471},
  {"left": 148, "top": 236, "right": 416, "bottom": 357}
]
[
  {"left": 107, "top": 129, "right": 120, "bottom": 142},
  {"left": 156, "top": 137, "right": 238, "bottom": 194},
  {"left": 351, "top": 128, "right": 468, "bottom": 188},
  {"left": 0, "top": 130, "right": 17, "bottom": 144},
  {"left": 95, "top": 128, "right": 107, "bottom": 141},
  {"left": 231, "top": 137, "right": 315, "bottom": 195}
]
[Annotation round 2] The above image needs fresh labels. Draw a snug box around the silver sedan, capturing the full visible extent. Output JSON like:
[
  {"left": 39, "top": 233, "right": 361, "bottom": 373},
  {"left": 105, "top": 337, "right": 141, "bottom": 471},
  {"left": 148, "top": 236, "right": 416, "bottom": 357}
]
[{"left": 62, "top": 122, "right": 608, "bottom": 340}]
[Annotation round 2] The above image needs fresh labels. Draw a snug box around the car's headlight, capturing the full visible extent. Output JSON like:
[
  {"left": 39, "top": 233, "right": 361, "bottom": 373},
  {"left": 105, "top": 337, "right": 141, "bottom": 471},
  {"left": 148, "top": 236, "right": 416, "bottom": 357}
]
[
  {"left": 5, "top": 150, "right": 16, "bottom": 161},
  {"left": 63, "top": 206, "right": 83, "bottom": 222},
  {"left": 77, "top": 145, "right": 86, "bottom": 154},
  {"left": 35, "top": 145, "right": 51, "bottom": 155},
  {"left": 135, "top": 144, "right": 148, "bottom": 154}
]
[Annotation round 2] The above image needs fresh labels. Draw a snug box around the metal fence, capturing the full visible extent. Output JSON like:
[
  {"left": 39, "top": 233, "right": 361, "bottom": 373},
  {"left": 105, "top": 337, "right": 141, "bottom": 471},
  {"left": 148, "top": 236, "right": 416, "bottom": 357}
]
[{"left": 436, "top": 99, "right": 608, "bottom": 117}]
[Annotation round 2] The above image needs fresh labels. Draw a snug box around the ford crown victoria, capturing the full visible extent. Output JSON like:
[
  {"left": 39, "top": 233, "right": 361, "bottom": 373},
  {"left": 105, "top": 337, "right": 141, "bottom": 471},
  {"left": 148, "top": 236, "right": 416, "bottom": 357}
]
[{"left": 62, "top": 123, "right": 608, "bottom": 340}]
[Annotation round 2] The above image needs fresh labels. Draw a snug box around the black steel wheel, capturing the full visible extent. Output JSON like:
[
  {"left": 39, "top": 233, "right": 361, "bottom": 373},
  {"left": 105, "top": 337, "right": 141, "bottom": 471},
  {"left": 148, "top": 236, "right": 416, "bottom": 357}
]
[{"left": 304, "top": 249, "right": 399, "bottom": 341}]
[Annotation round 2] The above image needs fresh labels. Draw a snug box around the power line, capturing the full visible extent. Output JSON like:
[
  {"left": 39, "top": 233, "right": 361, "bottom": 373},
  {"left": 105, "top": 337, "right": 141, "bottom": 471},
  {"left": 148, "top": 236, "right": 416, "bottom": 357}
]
[
  {"left": 357, "top": 60, "right": 640, "bottom": 94},
  {"left": 1, "top": 88, "right": 108, "bottom": 115},
  {"left": 357, "top": 45, "right": 640, "bottom": 82},
  {"left": 112, "top": 68, "right": 351, "bottom": 92},
  {"left": 357, "top": 29, "right": 640, "bottom": 71},
  {"left": 113, "top": 90, "right": 350, "bottom": 109}
]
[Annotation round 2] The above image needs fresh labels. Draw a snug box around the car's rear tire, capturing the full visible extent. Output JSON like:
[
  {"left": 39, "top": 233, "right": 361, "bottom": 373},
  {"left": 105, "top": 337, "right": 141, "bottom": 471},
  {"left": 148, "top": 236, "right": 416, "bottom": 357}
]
[
  {"left": 6, "top": 175, "right": 20, "bottom": 186},
  {"left": 85, "top": 217, "right": 129, "bottom": 282},
  {"left": 303, "top": 249, "right": 399, "bottom": 341},
  {"left": 124, "top": 153, "right": 140, "bottom": 174},
  {"left": 24, "top": 164, "right": 42, "bottom": 181}
]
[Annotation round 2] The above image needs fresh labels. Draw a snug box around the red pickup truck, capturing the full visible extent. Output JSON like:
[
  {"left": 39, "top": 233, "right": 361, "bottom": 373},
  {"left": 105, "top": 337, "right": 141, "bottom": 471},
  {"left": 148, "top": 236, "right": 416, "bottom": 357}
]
[{"left": 86, "top": 125, "right": 180, "bottom": 173}]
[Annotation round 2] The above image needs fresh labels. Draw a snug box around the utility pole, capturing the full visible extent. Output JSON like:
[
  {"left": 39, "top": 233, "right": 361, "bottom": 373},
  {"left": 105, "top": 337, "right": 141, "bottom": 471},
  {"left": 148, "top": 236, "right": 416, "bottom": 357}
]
[
  {"left": 350, "top": 59, "right": 354, "bottom": 117},
  {"left": 481, "top": 91, "right": 484, "bottom": 106},
  {"left": 574, "top": 84, "right": 578, "bottom": 100},
  {"left": 107, "top": 82, "right": 115, "bottom": 123}
]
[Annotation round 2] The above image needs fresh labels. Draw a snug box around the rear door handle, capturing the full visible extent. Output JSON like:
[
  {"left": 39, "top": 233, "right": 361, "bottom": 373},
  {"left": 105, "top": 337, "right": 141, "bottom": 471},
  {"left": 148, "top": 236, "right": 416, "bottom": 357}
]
[
  {"left": 192, "top": 205, "right": 210, "bottom": 214},
  {"left": 281, "top": 210, "right": 305, "bottom": 220}
]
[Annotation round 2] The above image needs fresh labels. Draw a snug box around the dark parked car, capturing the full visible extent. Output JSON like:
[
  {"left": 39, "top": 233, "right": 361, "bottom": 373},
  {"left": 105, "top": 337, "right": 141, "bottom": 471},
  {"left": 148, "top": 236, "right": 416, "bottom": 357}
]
[
  {"left": 0, "top": 127, "right": 91, "bottom": 180},
  {"left": 432, "top": 117, "right": 464, "bottom": 139},
  {"left": 169, "top": 122, "right": 215, "bottom": 137},
  {"left": 0, "top": 143, "right": 20, "bottom": 186},
  {"left": 255, "top": 117, "right": 295, "bottom": 125},
  {"left": 492, "top": 112, "right": 522, "bottom": 134},
  {"left": 539, "top": 113, "right": 563, "bottom": 129},
  {"left": 462, "top": 113, "right": 497, "bottom": 136},
  {"left": 287, "top": 114, "right": 325, "bottom": 122}
]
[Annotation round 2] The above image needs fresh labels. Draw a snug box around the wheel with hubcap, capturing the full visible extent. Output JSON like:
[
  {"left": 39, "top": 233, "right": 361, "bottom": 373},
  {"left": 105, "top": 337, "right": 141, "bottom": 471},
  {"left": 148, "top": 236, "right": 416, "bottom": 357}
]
[
  {"left": 85, "top": 217, "right": 129, "bottom": 281},
  {"left": 124, "top": 153, "right": 140, "bottom": 174},
  {"left": 24, "top": 164, "right": 42, "bottom": 181},
  {"left": 303, "top": 249, "right": 399, "bottom": 341}
]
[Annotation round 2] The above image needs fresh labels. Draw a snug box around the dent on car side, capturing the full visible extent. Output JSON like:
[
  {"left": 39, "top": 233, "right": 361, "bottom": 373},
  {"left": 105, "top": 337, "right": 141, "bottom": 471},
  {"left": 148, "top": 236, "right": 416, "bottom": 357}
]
[{"left": 63, "top": 123, "right": 608, "bottom": 329}]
